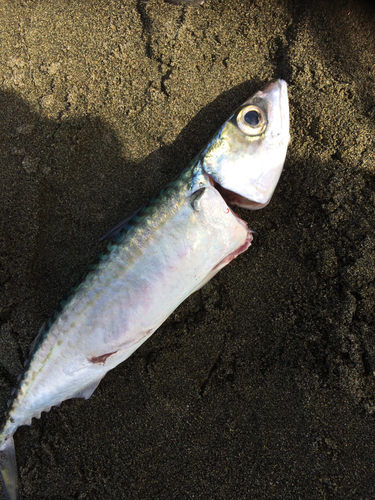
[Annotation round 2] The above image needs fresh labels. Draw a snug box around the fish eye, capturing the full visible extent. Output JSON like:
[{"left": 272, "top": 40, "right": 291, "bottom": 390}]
[
  {"left": 244, "top": 110, "right": 259, "bottom": 126},
  {"left": 236, "top": 105, "right": 267, "bottom": 136}
]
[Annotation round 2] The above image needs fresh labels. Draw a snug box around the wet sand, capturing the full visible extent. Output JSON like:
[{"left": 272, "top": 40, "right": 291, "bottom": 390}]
[{"left": 1, "top": 0, "right": 375, "bottom": 498}]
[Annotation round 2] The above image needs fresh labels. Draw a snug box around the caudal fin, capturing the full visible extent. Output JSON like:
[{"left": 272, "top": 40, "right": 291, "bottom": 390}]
[{"left": 0, "top": 436, "right": 19, "bottom": 500}]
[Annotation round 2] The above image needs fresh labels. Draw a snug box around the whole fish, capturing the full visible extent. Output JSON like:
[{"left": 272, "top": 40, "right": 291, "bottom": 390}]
[{"left": 0, "top": 80, "right": 289, "bottom": 500}]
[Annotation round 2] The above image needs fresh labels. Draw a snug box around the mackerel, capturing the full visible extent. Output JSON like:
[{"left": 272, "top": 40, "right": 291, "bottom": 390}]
[{"left": 0, "top": 80, "right": 289, "bottom": 500}]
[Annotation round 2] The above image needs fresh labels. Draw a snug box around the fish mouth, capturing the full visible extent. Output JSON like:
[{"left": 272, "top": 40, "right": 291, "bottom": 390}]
[
  {"left": 206, "top": 173, "right": 267, "bottom": 215},
  {"left": 215, "top": 184, "right": 270, "bottom": 210}
]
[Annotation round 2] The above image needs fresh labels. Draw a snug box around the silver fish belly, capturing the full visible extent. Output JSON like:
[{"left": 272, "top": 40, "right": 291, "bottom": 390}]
[{"left": 0, "top": 80, "right": 290, "bottom": 500}]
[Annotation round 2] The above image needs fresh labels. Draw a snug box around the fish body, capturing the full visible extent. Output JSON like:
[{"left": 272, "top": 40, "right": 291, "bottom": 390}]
[{"left": 0, "top": 80, "right": 289, "bottom": 500}]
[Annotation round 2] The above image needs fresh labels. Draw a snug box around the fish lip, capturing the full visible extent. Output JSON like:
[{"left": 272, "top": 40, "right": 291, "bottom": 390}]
[
  {"left": 274, "top": 79, "right": 290, "bottom": 146},
  {"left": 256, "top": 78, "right": 290, "bottom": 144}
]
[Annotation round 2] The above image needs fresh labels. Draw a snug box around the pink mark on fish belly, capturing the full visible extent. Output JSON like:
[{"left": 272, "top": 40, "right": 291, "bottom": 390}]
[{"left": 88, "top": 351, "right": 118, "bottom": 364}]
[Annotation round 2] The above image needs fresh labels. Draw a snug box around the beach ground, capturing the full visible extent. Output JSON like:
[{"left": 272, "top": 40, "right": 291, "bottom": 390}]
[{"left": 1, "top": 0, "right": 375, "bottom": 498}]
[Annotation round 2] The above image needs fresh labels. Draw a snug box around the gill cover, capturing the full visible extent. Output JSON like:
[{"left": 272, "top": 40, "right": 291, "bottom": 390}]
[{"left": 201, "top": 79, "right": 290, "bottom": 209}]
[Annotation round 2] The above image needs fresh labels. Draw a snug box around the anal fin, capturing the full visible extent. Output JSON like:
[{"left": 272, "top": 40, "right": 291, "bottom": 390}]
[{"left": 71, "top": 379, "right": 101, "bottom": 400}]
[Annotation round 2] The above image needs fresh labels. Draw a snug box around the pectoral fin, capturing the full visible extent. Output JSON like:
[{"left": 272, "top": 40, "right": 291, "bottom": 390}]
[{"left": 189, "top": 188, "right": 206, "bottom": 212}]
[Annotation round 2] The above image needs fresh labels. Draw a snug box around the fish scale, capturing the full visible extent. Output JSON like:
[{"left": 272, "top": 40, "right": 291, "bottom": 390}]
[{"left": 0, "top": 80, "right": 289, "bottom": 500}]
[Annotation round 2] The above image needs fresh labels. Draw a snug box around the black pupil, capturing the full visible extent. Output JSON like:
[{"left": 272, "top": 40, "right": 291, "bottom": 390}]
[{"left": 244, "top": 110, "right": 260, "bottom": 126}]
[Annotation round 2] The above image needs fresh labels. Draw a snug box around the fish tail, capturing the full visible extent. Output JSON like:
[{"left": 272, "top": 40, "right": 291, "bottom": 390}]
[{"left": 0, "top": 436, "right": 19, "bottom": 500}]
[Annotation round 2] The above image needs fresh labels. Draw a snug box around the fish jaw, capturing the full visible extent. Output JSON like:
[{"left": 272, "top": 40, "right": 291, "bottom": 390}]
[{"left": 201, "top": 79, "right": 290, "bottom": 209}]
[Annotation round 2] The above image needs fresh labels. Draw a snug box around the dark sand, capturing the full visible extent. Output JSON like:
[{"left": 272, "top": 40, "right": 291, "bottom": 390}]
[{"left": 1, "top": 0, "right": 375, "bottom": 498}]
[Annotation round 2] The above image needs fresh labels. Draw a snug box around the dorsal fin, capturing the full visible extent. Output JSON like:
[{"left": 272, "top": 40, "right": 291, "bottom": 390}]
[
  {"left": 29, "top": 322, "right": 46, "bottom": 355},
  {"left": 99, "top": 204, "right": 146, "bottom": 241}
]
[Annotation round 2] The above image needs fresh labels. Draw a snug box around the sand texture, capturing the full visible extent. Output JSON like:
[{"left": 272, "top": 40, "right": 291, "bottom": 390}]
[{"left": 1, "top": 0, "right": 375, "bottom": 498}]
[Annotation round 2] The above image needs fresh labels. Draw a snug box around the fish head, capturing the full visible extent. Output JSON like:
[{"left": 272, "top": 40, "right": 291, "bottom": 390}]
[{"left": 201, "top": 79, "right": 290, "bottom": 209}]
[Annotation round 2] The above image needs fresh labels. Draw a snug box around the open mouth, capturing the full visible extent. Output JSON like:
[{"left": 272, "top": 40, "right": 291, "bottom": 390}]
[
  {"left": 215, "top": 184, "right": 269, "bottom": 210},
  {"left": 204, "top": 169, "right": 270, "bottom": 212},
  {"left": 205, "top": 172, "right": 263, "bottom": 228}
]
